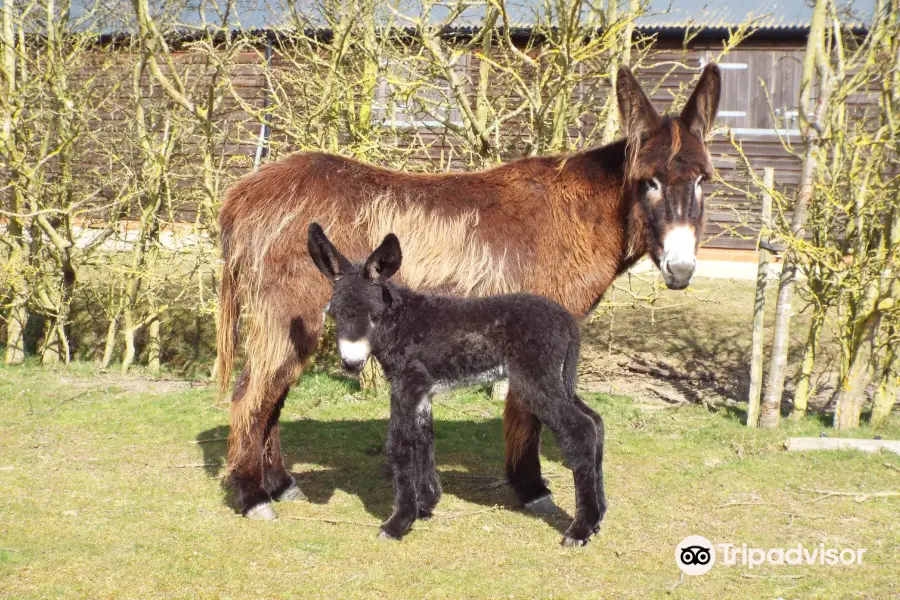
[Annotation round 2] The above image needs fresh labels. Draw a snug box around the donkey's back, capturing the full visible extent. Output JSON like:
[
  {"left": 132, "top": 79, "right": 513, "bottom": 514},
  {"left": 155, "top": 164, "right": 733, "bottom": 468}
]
[{"left": 219, "top": 149, "right": 609, "bottom": 303}]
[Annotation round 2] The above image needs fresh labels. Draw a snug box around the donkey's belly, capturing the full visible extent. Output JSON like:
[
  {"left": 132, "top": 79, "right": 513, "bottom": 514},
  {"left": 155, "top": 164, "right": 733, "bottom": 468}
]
[{"left": 430, "top": 365, "right": 506, "bottom": 394}]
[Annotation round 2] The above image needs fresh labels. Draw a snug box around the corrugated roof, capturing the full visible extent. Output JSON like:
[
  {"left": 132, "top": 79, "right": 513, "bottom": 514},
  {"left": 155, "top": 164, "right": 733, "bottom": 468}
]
[
  {"left": 73, "top": 0, "right": 876, "bottom": 36},
  {"left": 634, "top": 0, "right": 873, "bottom": 29}
]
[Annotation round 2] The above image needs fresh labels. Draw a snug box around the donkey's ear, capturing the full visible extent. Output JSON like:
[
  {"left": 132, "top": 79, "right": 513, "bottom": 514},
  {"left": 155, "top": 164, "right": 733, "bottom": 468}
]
[
  {"left": 681, "top": 63, "right": 721, "bottom": 140},
  {"left": 616, "top": 66, "right": 662, "bottom": 140},
  {"left": 307, "top": 222, "right": 351, "bottom": 281},
  {"left": 363, "top": 233, "right": 402, "bottom": 282}
]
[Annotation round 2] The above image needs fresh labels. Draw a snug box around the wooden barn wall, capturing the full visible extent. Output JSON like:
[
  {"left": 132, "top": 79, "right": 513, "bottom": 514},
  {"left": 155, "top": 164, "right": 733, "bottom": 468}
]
[
  {"left": 224, "top": 39, "right": 832, "bottom": 251},
  {"left": 34, "top": 36, "right": 880, "bottom": 251}
]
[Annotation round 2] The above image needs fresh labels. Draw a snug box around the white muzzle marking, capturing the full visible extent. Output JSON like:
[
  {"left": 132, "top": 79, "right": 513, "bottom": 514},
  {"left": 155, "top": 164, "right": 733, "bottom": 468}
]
[
  {"left": 337, "top": 339, "right": 370, "bottom": 363},
  {"left": 662, "top": 225, "right": 697, "bottom": 270}
]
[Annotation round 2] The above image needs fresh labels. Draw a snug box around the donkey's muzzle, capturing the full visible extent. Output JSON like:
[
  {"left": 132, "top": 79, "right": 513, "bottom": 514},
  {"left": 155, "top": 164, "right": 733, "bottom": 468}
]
[
  {"left": 661, "top": 225, "right": 697, "bottom": 290},
  {"left": 337, "top": 339, "right": 370, "bottom": 375},
  {"left": 341, "top": 358, "right": 366, "bottom": 374},
  {"left": 663, "top": 258, "right": 696, "bottom": 290}
]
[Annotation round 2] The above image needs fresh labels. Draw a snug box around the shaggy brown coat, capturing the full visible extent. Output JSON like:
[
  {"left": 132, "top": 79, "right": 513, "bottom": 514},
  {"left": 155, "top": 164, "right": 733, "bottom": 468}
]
[{"left": 216, "top": 65, "right": 721, "bottom": 516}]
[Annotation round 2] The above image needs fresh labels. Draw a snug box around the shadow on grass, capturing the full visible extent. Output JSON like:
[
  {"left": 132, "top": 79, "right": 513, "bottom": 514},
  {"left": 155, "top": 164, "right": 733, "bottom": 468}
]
[{"left": 196, "top": 418, "right": 573, "bottom": 535}]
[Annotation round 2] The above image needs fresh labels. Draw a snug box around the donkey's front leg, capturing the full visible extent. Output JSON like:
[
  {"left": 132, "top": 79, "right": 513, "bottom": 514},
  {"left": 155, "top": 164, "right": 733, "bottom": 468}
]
[{"left": 379, "top": 385, "right": 425, "bottom": 540}]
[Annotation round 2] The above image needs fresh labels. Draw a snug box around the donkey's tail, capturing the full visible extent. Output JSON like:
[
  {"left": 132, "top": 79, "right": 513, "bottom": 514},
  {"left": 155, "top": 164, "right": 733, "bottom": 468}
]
[{"left": 215, "top": 259, "right": 240, "bottom": 402}]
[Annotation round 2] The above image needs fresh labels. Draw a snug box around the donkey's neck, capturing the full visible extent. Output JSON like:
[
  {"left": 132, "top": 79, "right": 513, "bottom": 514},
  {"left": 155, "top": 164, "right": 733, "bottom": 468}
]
[{"left": 581, "top": 140, "right": 650, "bottom": 273}]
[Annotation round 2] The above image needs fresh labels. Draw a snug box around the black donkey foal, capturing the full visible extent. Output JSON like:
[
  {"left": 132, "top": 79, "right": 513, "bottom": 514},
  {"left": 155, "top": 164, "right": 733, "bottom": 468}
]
[{"left": 307, "top": 223, "right": 607, "bottom": 546}]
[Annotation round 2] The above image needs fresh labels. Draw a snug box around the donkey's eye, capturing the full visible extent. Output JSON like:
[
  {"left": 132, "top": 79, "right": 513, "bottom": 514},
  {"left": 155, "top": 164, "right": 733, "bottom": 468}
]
[
  {"left": 645, "top": 178, "right": 663, "bottom": 202},
  {"left": 694, "top": 176, "right": 705, "bottom": 198}
]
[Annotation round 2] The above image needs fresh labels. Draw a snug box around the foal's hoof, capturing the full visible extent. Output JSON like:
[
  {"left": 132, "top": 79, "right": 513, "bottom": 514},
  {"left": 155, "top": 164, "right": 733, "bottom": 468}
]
[
  {"left": 245, "top": 502, "right": 277, "bottom": 521},
  {"left": 561, "top": 535, "right": 589, "bottom": 548},
  {"left": 524, "top": 495, "right": 559, "bottom": 516},
  {"left": 276, "top": 481, "right": 306, "bottom": 502},
  {"left": 377, "top": 529, "right": 401, "bottom": 541}
]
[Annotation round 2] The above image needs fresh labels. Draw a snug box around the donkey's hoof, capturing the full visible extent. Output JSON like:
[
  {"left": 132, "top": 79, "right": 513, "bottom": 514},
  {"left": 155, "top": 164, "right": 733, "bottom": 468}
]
[
  {"left": 524, "top": 495, "right": 559, "bottom": 516},
  {"left": 276, "top": 481, "right": 306, "bottom": 502},
  {"left": 245, "top": 502, "right": 277, "bottom": 521},
  {"left": 378, "top": 529, "right": 401, "bottom": 541},
  {"left": 561, "top": 535, "right": 589, "bottom": 548}
]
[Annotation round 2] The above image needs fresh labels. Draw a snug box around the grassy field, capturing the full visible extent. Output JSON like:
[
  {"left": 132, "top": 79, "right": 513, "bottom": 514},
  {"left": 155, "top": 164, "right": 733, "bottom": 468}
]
[{"left": 1, "top": 363, "right": 898, "bottom": 599}]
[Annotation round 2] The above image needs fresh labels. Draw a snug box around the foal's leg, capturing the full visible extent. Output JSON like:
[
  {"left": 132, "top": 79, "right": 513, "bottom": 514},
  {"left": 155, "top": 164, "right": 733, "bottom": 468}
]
[
  {"left": 380, "top": 375, "right": 431, "bottom": 540},
  {"left": 413, "top": 394, "right": 441, "bottom": 519},
  {"left": 504, "top": 388, "right": 555, "bottom": 513},
  {"left": 528, "top": 387, "right": 600, "bottom": 546},
  {"left": 572, "top": 395, "right": 607, "bottom": 524}
]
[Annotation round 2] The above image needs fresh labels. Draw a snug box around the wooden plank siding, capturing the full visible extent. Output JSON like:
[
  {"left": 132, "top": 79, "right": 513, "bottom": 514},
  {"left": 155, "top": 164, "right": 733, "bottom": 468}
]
[{"left": 19, "top": 37, "right": 880, "bottom": 251}]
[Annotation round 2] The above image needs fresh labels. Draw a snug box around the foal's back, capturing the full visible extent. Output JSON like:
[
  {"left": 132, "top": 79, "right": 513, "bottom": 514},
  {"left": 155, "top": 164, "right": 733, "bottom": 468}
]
[{"left": 378, "top": 288, "right": 580, "bottom": 391}]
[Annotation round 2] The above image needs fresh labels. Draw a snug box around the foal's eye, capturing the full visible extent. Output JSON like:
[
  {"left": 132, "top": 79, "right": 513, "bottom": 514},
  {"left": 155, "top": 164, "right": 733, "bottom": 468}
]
[{"left": 646, "top": 178, "right": 660, "bottom": 191}]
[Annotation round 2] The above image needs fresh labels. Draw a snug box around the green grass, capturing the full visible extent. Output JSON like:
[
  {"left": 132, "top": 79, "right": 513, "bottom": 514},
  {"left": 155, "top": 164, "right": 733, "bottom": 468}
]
[{"left": 1, "top": 365, "right": 898, "bottom": 599}]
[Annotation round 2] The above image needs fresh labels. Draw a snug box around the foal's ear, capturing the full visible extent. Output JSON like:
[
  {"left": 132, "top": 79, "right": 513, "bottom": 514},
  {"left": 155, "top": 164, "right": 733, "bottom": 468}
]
[
  {"left": 307, "top": 222, "right": 351, "bottom": 281},
  {"left": 363, "top": 233, "right": 402, "bottom": 282},
  {"left": 681, "top": 63, "right": 721, "bottom": 140},
  {"left": 616, "top": 66, "right": 662, "bottom": 141}
]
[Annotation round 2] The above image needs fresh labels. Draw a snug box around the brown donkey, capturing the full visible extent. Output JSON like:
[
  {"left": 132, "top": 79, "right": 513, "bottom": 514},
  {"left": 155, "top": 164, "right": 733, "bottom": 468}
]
[{"left": 217, "top": 64, "right": 721, "bottom": 519}]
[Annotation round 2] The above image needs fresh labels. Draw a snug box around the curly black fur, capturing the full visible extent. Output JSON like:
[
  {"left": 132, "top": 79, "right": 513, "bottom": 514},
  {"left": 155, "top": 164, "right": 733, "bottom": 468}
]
[{"left": 308, "top": 223, "right": 607, "bottom": 545}]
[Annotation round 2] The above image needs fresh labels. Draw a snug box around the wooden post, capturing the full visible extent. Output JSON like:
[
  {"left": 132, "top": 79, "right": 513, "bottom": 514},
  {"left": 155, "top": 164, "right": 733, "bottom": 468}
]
[
  {"left": 147, "top": 315, "right": 161, "bottom": 375},
  {"left": 759, "top": 0, "right": 831, "bottom": 430},
  {"left": 746, "top": 167, "right": 775, "bottom": 427}
]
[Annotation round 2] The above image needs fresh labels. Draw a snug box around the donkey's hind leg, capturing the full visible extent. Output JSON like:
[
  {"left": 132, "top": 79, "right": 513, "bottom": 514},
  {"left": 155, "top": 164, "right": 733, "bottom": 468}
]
[
  {"left": 261, "top": 305, "right": 324, "bottom": 503},
  {"left": 263, "top": 387, "right": 305, "bottom": 502},
  {"left": 229, "top": 361, "right": 304, "bottom": 519},
  {"left": 228, "top": 365, "right": 294, "bottom": 519},
  {"left": 572, "top": 395, "right": 607, "bottom": 525},
  {"left": 504, "top": 389, "right": 555, "bottom": 514},
  {"left": 230, "top": 285, "right": 326, "bottom": 518}
]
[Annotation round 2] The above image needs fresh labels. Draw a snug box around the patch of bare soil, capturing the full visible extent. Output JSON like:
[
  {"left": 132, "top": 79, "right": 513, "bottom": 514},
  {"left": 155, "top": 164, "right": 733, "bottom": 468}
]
[
  {"left": 56, "top": 373, "right": 210, "bottom": 395},
  {"left": 576, "top": 278, "right": 861, "bottom": 418},
  {"left": 578, "top": 343, "right": 847, "bottom": 417},
  {"left": 578, "top": 347, "right": 735, "bottom": 410}
]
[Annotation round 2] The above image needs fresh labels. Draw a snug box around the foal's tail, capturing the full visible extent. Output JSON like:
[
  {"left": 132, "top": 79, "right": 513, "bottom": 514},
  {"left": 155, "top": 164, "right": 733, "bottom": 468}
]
[
  {"left": 215, "top": 259, "right": 240, "bottom": 402},
  {"left": 562, "top": 323, "right": 581, "bottom": 399}
]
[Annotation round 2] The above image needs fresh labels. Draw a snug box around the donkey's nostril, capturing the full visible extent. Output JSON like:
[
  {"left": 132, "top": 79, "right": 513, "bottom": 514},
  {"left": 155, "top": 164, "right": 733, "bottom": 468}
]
[
  {"left": 666, "top": 259, "right": 696, "bottom": 282},
  {"left": 341, "top": 358, "right": 365, "bottom": 373}
]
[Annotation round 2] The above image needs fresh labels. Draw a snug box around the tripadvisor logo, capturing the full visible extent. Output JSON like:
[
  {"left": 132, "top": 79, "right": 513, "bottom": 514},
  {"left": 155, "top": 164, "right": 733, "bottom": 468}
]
[
  {"left": 676, "top": 536, "right": 867, "bottom": 575},
  {"left": 676, "top": 535, "right": 716, "bottom": 575}
]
